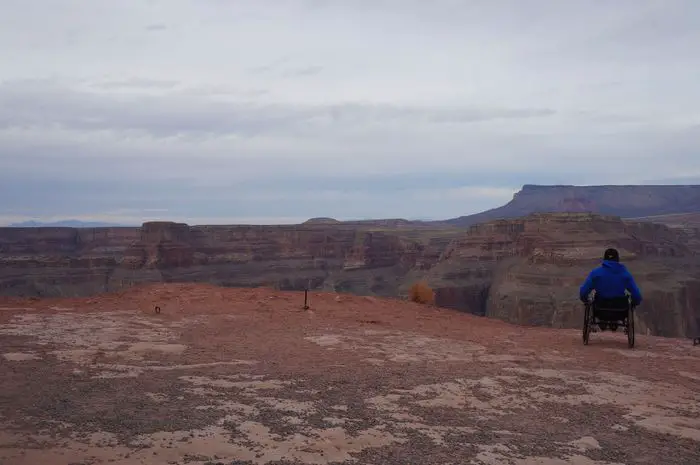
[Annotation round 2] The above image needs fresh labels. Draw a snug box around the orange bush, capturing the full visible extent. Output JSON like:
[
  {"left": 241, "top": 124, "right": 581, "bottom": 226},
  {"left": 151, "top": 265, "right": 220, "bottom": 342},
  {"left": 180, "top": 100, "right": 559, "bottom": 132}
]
[{"left": 409, "top": 281, "right": 434, "bottom": 305}]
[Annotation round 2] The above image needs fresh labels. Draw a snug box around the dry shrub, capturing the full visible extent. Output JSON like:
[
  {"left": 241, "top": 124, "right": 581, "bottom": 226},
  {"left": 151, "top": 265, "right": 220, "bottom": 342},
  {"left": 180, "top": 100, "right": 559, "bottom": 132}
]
[{"left": 409, "top": 281, "right": 435, "bottom": 305}]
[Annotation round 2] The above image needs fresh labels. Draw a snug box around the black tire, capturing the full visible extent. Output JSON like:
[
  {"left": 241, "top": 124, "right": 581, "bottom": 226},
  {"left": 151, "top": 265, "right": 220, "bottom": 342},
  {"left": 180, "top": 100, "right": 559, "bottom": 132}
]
[
  {"left": 627, "top": 306, "right": 635, "bottom": 348},
  {"left": 582, "top": 303, "right": 590, "bottom": 345}
]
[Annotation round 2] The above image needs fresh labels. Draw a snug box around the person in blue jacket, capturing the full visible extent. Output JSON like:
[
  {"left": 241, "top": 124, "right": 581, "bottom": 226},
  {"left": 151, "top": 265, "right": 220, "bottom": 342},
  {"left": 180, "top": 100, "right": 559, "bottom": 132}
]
[{"left": 579, "top": 248, "right": 642, "bottom": 330}]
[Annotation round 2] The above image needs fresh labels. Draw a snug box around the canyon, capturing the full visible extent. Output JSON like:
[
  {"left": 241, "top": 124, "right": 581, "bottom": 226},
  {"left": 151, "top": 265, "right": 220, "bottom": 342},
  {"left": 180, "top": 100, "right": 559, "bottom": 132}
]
[
  {"left": 1, "top": 210, "right": 698, "bottom": 338},
  {"left": 427, "top": 213, "right": 700, "bottom": 339}
]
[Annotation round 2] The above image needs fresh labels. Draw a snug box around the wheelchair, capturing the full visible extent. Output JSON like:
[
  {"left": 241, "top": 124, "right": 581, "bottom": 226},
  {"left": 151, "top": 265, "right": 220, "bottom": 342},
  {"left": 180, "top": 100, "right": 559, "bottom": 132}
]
[{"left": 582, "top": 296, "right": 635, "bottom": 348}]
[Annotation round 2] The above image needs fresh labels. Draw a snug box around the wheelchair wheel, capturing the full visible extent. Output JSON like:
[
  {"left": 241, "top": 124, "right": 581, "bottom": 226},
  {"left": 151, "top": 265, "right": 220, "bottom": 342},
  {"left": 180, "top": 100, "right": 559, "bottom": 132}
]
[
  {"left": 582, "top": 303, "right": 591, "bottom": 345},
  {"left": 627, "top": 306, "right": 635, "bottom": 348}
]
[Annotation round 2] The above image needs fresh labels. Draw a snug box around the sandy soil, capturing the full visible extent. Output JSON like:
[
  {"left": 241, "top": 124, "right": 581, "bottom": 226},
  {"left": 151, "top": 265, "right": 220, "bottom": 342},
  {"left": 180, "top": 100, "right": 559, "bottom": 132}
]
[{"left": 1, "top": 283, "right": 699, "bottom": 465}]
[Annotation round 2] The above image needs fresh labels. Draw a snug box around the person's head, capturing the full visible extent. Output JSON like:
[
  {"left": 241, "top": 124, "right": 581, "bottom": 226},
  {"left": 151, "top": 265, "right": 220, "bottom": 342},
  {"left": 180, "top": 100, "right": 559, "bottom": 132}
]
[{"left": 603, "top": 248, "right": 620, "bottom": 262}]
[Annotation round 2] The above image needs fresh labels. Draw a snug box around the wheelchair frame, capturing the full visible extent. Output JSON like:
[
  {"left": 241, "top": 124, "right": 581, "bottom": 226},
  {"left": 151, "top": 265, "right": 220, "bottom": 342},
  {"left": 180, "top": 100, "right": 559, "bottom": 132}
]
[{"left": 582, "top": 299, "right": 635, "bottom": 348}]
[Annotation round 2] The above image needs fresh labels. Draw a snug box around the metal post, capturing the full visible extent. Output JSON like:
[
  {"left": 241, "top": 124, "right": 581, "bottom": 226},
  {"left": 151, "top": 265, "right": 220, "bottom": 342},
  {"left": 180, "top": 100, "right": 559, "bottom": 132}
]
[{"left": 303, "top": 289, "right": 309, "bottom": 310}]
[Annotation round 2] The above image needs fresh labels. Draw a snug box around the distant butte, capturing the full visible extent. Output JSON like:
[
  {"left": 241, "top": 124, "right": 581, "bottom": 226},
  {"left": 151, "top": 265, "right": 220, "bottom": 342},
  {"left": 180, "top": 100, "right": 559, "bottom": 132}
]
[{"left": 303, "top": 217, "right": 341, "bottom": 224}]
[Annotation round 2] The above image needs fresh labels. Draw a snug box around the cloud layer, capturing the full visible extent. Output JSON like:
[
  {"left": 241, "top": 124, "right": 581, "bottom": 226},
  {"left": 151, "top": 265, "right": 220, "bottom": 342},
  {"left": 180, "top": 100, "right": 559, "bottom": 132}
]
[{"left": 1, "top": 0, "right": 699, "bottom": 225}]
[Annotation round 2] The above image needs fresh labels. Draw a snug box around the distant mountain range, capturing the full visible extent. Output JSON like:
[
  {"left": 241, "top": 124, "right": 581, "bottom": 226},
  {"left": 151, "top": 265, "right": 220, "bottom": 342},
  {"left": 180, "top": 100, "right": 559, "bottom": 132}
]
[{"left": 8, "top": 220, "right": 131, "bottom": 228}]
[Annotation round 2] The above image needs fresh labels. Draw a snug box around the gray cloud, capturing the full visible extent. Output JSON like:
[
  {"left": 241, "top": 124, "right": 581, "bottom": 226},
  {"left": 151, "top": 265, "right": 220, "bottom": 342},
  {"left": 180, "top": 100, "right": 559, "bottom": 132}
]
[
  {"left": 0, "top": 0, "right": 698, "bottom": 225},
  {"left": 0, "top": 79, "right": 556, "bottom": 137}
]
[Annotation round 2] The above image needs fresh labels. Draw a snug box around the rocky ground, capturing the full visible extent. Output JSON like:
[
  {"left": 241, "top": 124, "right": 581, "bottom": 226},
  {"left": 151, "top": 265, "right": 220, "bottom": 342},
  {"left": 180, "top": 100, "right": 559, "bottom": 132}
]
[{"left": 1, "top": 283, "right": 699, "bottom": 465}]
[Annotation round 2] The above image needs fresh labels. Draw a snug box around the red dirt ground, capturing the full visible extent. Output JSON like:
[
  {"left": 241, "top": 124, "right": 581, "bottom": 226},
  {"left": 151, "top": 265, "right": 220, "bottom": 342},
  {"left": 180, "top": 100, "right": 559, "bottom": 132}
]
[{"left": 1, "top": 283, "right": 699, "bottom": 465}]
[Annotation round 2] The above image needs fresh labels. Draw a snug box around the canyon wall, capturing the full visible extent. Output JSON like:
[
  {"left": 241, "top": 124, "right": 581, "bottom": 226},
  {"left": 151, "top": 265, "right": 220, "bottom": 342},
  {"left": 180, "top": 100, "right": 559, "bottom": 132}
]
[
  {"left": 423, "top": 213, "right": 700, "bottom": 338},
  {"left": 1, "top": 214, "right": 698, "bottom": 338},
  {"left": 0, "top": 222, "right": 429, "bottom": 298}
]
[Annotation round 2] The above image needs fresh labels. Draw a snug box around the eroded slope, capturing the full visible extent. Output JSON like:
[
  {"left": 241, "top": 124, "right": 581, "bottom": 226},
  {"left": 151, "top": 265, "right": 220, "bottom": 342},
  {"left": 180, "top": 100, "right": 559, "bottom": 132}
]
[{"left": 423, "top": 213, "right": 700, "bottom": 338}]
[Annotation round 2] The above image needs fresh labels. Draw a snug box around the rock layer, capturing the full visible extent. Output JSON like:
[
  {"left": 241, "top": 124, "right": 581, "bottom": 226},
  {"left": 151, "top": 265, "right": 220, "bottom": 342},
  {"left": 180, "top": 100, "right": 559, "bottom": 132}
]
[
  {"left": 0, "top": 222, "right": 428, "bottom": 299},
  {"left": 1, "top": 214, "right": 698, "bottom": 337},
  {"left": 423, "top": 213, "right": 700, "bottom": 338}
]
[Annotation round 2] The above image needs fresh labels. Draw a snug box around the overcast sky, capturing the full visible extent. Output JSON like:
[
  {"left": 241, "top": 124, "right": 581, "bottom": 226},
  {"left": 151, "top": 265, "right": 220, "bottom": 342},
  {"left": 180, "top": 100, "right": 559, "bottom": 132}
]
[{"left": 1, "top": 0, "right": 699, "bottom": 225}]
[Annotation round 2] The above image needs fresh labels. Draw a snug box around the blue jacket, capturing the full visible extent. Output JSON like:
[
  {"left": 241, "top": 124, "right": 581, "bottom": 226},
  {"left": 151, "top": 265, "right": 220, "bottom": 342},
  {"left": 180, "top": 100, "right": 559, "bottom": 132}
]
[{"left": 579, "top": 260, "right": 642, "bottom": 305}]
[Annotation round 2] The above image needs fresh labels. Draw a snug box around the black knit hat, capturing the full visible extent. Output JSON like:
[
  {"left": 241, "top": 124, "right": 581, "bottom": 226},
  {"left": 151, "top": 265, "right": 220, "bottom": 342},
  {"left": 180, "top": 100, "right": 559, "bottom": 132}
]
[{"left": 603, "top": 248, "right": 620, "bottom": 262}]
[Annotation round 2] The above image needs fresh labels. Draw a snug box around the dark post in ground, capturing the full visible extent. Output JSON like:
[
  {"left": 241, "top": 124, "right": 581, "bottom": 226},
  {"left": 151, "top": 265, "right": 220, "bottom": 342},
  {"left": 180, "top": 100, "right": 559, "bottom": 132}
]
[{"left": 303, "top": 289, "right": 310, "bottom": 310}]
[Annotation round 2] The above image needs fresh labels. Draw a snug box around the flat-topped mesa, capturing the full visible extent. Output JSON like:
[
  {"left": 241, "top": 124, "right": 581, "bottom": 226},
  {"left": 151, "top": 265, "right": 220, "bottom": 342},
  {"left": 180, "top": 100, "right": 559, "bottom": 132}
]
[
  {"left": 302, "top": 217, "right": 340, "bottom": 225},
  {"left": 512, "top": 189, "right": 599, "bottom": 212},
  {"left": 447, "top": 184, "right": 700, "bottom": 227}
]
